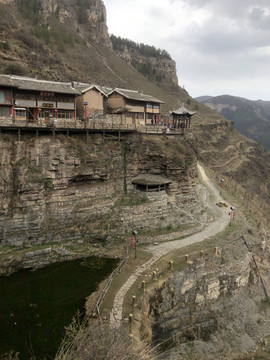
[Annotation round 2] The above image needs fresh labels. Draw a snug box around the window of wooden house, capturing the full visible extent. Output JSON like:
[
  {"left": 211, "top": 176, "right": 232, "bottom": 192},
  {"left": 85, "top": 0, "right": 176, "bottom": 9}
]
[
  {"left": 0, "top": 106, "right": 11, "bottom": 117},
  {"left": 58, "top": 110, "right": 74, "bottom": 119},
  {"left": 0, "top": 90, "right": 12, "bottom": 104},
  {"left": 15, "top": 109, "right": 26, "bottom": 119},
  {"left": 38, "top": 95, "right": 55, "bottom": 102},
  {"left": 16, "top": 93, "right": 36, "bottom": 101},
  {"left": 57, "top": 96, "right": 74, "bottom": 103}
]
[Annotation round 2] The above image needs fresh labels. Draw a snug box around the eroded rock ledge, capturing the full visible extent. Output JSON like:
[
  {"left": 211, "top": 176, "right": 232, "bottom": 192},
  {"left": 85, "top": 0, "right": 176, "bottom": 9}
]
[
  {"left": 140, "top": 251, "right": 270, "bottom": 360},
  {"left": 0, "top": 133, "right": 204, "bottom": 249}
]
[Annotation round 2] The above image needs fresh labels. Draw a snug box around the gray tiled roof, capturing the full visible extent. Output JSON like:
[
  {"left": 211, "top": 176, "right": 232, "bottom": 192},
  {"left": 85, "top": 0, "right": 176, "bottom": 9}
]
[
  {"left": 0, "top": 75, "right": 164, "bottom": 103},
  {"left": 0, "top": 75, "right": 80, "bottom": 95},
  {"left": 108, "top": 88, "right": 164, "bottom": 104},
  {"left": 72, "top": 82, "right": 110, "bottom": 96},
  {"left": 0, "top": 74, "right": 17, "bottom": 87},
  {"left": 171, "top": 103, "right": 196, "bottom": 116},
  {"left": 72, "top": 82, "right": 95, "bottom": 93},
  {"left": 132, "top": 174, "right": 172, "bottom": 185}
]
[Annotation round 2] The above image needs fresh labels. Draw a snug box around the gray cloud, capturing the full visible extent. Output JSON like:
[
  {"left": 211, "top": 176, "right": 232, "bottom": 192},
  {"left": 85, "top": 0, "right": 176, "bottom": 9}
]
[{"left": 104, "top": 0, "right": 270, "bottom": 99}]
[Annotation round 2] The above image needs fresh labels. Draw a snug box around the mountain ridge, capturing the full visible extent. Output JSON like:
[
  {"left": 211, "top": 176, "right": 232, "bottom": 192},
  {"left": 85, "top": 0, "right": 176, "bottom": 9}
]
[{"left": 196, "top": 94, "right": 270, "bottom": 148}]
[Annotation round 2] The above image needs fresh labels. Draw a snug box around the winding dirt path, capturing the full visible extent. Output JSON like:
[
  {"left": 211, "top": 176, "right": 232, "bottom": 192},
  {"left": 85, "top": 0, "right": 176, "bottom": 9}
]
[{"left": 110, "top": 164, "right": 230, "bottom": 329}]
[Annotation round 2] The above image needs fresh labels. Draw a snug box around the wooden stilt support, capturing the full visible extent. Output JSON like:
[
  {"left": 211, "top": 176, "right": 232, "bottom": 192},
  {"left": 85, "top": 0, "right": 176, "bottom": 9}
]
[{"left": 129, "top": 314, "right": 133, "bottom": 333}]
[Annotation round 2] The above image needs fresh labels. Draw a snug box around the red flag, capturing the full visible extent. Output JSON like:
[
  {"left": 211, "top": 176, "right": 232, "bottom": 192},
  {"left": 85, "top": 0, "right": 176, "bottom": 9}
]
[{"left": 131, "top": 237, "right": 134, "bottom": 247}]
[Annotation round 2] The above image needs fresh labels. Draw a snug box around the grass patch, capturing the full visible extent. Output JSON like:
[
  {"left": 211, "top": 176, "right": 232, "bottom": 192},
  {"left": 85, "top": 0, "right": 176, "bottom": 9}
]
[
  {"left": 260, "top": 298, "right": 270, "bottom": 313},
  {"left": 119, "top": 194, "right": 149, "bottom": 207}
]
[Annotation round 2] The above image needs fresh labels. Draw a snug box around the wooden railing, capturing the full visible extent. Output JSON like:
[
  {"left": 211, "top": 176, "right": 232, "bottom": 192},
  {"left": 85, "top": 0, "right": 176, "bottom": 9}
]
[{"left": 0, "top": 117, "right": 193, "bottom": 135}]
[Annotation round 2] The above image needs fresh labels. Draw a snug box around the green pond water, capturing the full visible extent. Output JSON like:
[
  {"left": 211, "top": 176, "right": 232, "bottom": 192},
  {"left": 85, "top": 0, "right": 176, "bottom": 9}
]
[{"left": 0, "top": 257, "right": 119, "bottom": 360}]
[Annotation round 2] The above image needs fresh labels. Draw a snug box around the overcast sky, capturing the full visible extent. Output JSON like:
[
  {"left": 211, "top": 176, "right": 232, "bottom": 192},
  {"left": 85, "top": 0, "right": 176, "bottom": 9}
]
[{"left": 102, "top": 0, "right": 270, "bottom": 101}]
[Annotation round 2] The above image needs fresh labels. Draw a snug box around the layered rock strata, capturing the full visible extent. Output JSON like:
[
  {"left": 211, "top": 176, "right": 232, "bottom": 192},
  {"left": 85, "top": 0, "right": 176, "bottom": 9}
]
[{"left": 0, "top": 133, "right": 204, "bottom": 247}]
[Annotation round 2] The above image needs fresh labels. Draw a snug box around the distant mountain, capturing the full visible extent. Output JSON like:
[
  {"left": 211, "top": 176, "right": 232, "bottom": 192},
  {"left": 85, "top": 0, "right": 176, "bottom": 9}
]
[
  {"left": 194, "top": 95, "right": 213, "bottom": 103},
  {"left": 196, "top": 94, "right": 270, "bottom": 149}
]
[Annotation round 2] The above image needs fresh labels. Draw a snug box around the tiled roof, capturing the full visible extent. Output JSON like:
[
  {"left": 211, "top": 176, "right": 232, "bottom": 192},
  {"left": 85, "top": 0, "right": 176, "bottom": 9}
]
[
  {"left": 72, "top": 82, "right": 110, "bottom": 97},
  {"left": 0, "top": 74, "right": 17, "bottom": 87},
  {"left": 72, "top": 82, "right": 95, "bottom": 93},
  {"left": 132, "top": 174, "right": 172, "bottom": 185},
  {"left": 171, "top": 103, "right": 196, "bottom": 116},
  {"left": 0, "top": 75, "right": 81, "bottom": 95},
  {"left": 0, "top": 75, "right": 165, "bottom": 103},
  {"left": 108, "top": 88, "right": 164, "bottom": 104}
]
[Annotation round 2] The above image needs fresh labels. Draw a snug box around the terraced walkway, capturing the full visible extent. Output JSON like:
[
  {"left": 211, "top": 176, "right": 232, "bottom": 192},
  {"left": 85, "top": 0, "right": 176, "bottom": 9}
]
[{"left": 110, "top": 164, "right": 231, "bottom": 329}]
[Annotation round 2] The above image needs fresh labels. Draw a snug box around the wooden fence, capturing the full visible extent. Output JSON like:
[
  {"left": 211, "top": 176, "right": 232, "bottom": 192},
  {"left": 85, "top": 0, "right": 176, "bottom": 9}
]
[{"left": 91, "top": 245, "right": 131, "bottom": 317}]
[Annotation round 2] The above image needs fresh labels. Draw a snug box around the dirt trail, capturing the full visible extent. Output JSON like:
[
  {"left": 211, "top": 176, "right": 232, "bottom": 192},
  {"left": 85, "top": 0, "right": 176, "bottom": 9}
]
[{"left": 110, "top": 164, "right": 231, "bottom": 329}]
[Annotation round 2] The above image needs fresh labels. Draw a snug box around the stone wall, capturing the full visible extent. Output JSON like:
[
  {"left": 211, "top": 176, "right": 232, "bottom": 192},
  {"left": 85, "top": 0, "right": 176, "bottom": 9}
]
[{"left": 110, "top": 189, "right": 206, "bottom": 241}]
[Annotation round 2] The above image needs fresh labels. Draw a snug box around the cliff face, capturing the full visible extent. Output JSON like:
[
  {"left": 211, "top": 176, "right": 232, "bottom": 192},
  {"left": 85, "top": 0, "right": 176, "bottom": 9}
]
[
  {"left": 0, "top": 133, "right": 204, "bottom": 246},
  {"left": 0, "top": 0, "right": 196, "bottom": 113},
  {"left": 113, "top": 45, "right": 179, "bottom": 85},
  {"left": 40, "top": 0, "right": 112, "bottom": 48},
  {"left": 145, "top": 248, "right": 270, "bottom": 359}
]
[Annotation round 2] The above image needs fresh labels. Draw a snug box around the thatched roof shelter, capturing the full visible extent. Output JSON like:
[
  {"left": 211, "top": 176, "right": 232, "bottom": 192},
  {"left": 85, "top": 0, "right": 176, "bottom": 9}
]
[{"left": 132, "top": 174, "right": 172, "bottom": 192}]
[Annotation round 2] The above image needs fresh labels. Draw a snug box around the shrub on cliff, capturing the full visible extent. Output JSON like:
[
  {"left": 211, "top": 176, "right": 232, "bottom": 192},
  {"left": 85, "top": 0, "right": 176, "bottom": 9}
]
[{"left": 56, "top": 315, "right": 159, "bottom": 360}]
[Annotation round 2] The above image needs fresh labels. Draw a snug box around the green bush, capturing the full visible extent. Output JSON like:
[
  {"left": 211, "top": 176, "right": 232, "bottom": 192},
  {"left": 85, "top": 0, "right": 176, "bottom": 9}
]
[
  {"left": 4, "top": 63, "right": 25, "bottom": 76},
  {"left": 0, "top": 41, "right": 10, "bottom": 51},
  {"left": 16, "top": 0, "right": 41, "bottom": 24},
  {"left": 16, "top": 31, "right": 43, "bottom": 50},
  {"left": 111, "top": 34, "right": 171, "bottom": 59}
]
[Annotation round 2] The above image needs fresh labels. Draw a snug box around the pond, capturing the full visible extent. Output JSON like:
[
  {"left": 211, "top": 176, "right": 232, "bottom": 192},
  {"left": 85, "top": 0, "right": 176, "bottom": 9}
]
[{"left": 0, "top": 257, "right": 119, "bottom": 359}]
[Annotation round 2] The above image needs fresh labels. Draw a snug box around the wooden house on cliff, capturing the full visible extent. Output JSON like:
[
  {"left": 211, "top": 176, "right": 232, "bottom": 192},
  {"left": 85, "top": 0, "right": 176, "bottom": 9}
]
[
  {"left": 106, "top": 88, "right": 164, "bottom": 126},
  {"left": 72, "top": 83, "right": 110, "bottom": 119},
  {"left": 0, "top": 75, "right": 15, "bottom": 118},
  {"left": 0, "top": 74, "right": 166, "bottom": 128},
  {"left": 0, "top": 75, "right": 80, "bottom": 122}
]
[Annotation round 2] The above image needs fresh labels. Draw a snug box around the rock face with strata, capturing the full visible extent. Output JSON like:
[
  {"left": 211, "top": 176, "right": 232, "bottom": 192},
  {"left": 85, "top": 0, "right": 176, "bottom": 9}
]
[
  {"left": 0, "top": 133, "right": 204, "bottom": 246},
  {"left": 114, "top": 45, "right": 179, "bottom": 85},
  {"left": 146, "top": 252, "right": 270, "bottom": 359}
]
